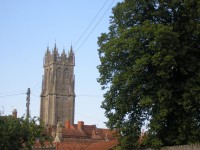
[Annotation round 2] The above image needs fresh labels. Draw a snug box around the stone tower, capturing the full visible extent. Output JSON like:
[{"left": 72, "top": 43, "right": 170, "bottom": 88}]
[{"left": 40, "top": 44, "right": 75, "bottom": 126}]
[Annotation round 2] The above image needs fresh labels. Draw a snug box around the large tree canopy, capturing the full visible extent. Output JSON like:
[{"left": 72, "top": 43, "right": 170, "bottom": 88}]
[
  {"left": 97, "top": 0, "right": 200, "bottom": 149},
  {"left": 0, "top": 116, "right": 51, "bottom": 150}
]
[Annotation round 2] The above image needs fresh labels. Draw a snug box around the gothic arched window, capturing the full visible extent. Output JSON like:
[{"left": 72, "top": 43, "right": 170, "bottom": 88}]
[
  {"left": 46, "top": 69, "right": 48, "bottom": 80},
  {"left": 63, "top": 68, "right": 68, "bottom": 79},
  {"left": 49, "top": 68, "right": 52, "bottom": 83},
  {"left": 56, "top": 68, "right": 61, "bottom": 78}
]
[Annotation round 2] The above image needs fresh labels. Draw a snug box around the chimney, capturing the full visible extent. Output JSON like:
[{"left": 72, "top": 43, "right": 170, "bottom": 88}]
[
  {"left": 78, "top": 121, "right": 84, "bottom": 130},
  {"left": 12, "top": 109, "right": 17, "bottom": 118},
  {"left": 65, "top": 120, "right": 70, "bottom": 129}
]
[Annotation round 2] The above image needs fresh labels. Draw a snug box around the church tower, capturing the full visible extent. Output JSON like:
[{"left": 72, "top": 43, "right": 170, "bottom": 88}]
[{"left": 40, "top": 44, "right": 75, "bottom": 126}]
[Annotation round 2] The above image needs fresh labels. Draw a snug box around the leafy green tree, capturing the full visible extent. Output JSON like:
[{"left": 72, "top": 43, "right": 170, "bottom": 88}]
[
  {"left": 0, "top": 115, "right": 52, "bottom": 150},
  {"left": 97, "top": 0, "right": 200, "bottom": 149}
]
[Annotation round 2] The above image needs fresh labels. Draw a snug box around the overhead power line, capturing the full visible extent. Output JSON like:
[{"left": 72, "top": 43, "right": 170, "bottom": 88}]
[
  {"left": 0, "top": 92, "right": 26, "bottom": 98},
  {"left": 74, "top": 0, "right": 110, "bottom": 49},
  {"left": 0, "top": 90, "right": 26, "bottom": 95},
  {"left": 75, "top": 111, "right": 106, "bottom": 124},
  {"left": 31, "top": 81, "right": 41, "bottom": 90},
  {"left": 76, "top": 94, "right": 103, "bottom": 98},
  {"left": 75, "top": 0, "right": 116, "bottom": 53}
]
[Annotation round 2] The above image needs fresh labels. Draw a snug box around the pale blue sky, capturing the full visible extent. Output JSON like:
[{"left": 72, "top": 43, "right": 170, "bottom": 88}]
[{"left": 0, "top": 0, "right": 122, "bottom": 128}]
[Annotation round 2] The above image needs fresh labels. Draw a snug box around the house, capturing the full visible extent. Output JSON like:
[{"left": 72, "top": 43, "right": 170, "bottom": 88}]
[{"left": 34, "top": 120, "right": 119, "bottom": 150}]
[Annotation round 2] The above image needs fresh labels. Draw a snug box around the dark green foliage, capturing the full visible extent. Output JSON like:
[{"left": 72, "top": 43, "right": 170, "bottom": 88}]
[
  {"left": 97, "top": 0, "right": 200, "bottom": 149},
  {"left": 0, "top": 116, "right": 52, "bottom": 150}
]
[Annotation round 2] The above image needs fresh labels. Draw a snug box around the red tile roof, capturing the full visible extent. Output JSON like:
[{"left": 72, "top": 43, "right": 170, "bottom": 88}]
[
  {"left": 62, "top": 122, "right": 116, "bottom": 141},
  {"left": 56, "top": 140, "right": 119, "bottom": 150},
  {"left": 62, "top": 128, "right": 87, "bottom": 137},
  {"left": 94, "top": 128, "right": 116, "bottom": 140},
  {"left": 56, "top": 141, "right": 91, "bottom": 150},
  {"left": 46, "top": 121, "right": 120, "bottom": 150},
  {"left": 85, "top": 140, "right": 119, "bottom": 150}
]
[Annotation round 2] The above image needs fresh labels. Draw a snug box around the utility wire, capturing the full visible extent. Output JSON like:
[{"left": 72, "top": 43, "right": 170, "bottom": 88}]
[
  {"left": 75, "top": 0, "right": 116, "bottom": 53},
  {"left": 0, "top": 92, "right": 26, "bottom": 98},
  {"left": 31, "top": 81, "right": 41, "bottom": 90},
  {"left": 75, "top": 111, "right": 106, "bottom": 124},
  {"left": 76, "top": 94, "right": 103, "bottom": 98},
  {"left": 74, "top": 0, "right": 110, "bottom": 49},
  {"left": 0, "top": 90, "right": 26, "bottom": 95}
]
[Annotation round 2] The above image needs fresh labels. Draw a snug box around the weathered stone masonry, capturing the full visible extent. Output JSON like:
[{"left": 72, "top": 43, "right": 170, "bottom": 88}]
[{"left": 40, "top": 44, "right": 75, "bottom": 126}]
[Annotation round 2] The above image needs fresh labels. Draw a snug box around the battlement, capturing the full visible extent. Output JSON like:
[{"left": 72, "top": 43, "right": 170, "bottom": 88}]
[{"left": 44, "top": 44, "right": 74, "bottom": 66}]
